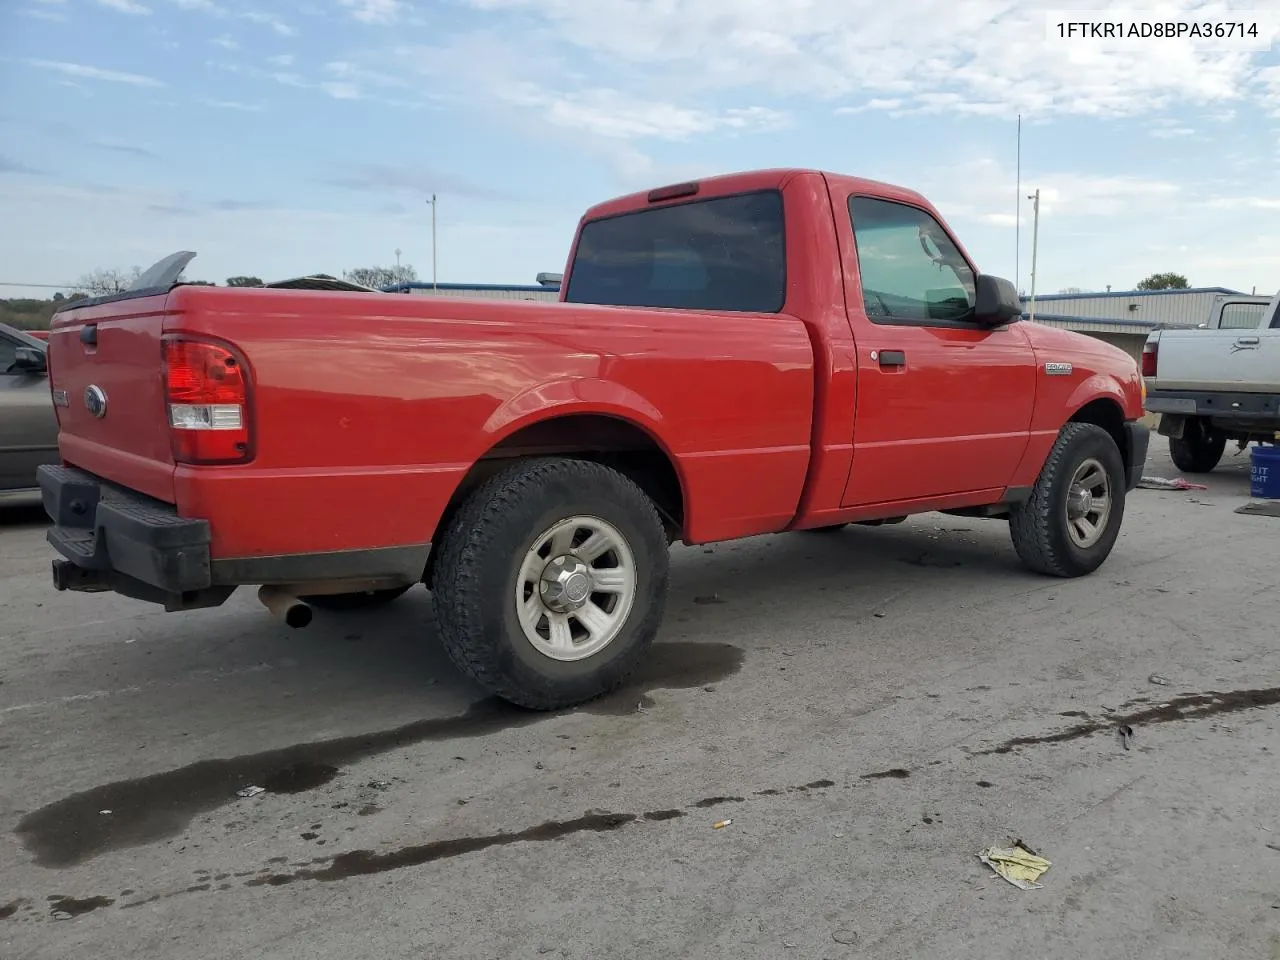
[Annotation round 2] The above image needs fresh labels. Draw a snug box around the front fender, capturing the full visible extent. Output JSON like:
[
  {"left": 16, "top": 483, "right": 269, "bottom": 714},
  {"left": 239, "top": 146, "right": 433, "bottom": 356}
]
[{"left": 1063, "top": 374, "right": 1128, "bottom": 421}]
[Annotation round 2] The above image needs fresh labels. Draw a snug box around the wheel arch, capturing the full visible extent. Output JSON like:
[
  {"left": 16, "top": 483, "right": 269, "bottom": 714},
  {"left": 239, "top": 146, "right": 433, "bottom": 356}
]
[
  {"left": 425, "top": 403, "right": 688, "bottom": 587},
  {"left": 1067, "top": 394, "right": 1130, "bottom": 486}
]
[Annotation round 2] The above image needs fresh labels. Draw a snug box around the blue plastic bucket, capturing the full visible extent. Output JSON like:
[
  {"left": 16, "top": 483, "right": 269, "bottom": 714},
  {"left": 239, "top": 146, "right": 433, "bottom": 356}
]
[{"left": 1252, "top": 444, "right": 1280, "bottom": 499}]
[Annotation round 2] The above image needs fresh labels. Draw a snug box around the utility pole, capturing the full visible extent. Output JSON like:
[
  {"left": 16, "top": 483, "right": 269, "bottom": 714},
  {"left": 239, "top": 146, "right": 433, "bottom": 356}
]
[
  {"left": 426, "top": 194, "right": 438, "bottom": 290},
  {"left": 1015, "top": 113, "right": 1021, "bottom": 292},
  {"left": 1027, "top": 188, "right": 1041, "bottom": 323}
]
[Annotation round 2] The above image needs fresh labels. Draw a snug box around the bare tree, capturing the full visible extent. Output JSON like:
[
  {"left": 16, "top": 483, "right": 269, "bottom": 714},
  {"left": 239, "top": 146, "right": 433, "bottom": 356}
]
[
  {"left": 76, "top": 266, "right": 143, "bottom": 296},
  {"left": 342, "top": 263, "right": 418, "bottom": 290}
]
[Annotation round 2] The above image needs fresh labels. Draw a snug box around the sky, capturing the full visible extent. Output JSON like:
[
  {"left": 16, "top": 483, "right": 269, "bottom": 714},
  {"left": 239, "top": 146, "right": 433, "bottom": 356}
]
[{"left": 2, "top": 0, "right": 1280, "bottom": 300}]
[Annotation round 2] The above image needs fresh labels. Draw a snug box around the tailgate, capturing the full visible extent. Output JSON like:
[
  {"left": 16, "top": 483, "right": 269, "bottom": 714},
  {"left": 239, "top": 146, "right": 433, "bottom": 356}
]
[
  {"left": 47, "top": 294, "right": 176, "bottom": 503},
  {"left": 1154, "top": 329, "right": 1276, "bottom": 393}
]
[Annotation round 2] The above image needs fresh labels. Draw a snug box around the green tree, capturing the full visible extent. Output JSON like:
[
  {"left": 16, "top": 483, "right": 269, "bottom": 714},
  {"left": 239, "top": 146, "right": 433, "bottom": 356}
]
[
  {"left": 226, "top": 275, "right": 264, "bottom": 287},
  {"left": 1136, "top": 272, "right": 1190, "bottom": 291}
]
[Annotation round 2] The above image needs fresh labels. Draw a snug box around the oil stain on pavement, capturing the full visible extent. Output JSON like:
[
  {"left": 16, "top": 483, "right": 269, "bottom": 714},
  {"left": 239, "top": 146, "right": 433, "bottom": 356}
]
[
  {"left": 14, "top": 641, "right": 744, "bottom": 868},
  {"left": 10, "top": 779, "right": 841, "bottom": 919},
  {"left": 978, "top": 685, "right": 1280, "bottom": 756}
]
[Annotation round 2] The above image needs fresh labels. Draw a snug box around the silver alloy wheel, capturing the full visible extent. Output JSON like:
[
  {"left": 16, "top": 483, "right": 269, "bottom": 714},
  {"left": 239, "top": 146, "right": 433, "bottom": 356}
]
[
  {"left": 514, "top": 515, "right": 638, "bottom": 662},
  {"left": 1064, "top": 456, "right": 1112, "bottom": 548}
]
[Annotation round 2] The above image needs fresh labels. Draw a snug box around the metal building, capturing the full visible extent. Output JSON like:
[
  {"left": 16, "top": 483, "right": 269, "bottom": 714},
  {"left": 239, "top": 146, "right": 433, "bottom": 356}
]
[{"left": 1022, "top": 287, "right": 1246, "bottom": 328}]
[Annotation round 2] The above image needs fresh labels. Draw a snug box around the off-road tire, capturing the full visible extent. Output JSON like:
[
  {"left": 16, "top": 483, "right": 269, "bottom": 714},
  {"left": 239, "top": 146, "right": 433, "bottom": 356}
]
[
  {"left": 1009, "top": 422, "right": 1127, "bottom": 578},
  {"left": 431, "top": 457, "right": 670, "bottom": 711},
  {"left": 301, "top": 585, "right": 413, "bottom": 610},
  {"left": 1168, "top": 418, "right": 1226, "bottom": 474}
]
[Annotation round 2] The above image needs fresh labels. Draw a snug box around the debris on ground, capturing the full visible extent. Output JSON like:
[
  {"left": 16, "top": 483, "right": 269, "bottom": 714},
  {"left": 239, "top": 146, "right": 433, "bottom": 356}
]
[
  {"left": 236, "top": 785, "right": 265, "bottom": 799},
  {"left": 832, "top": 929, "right": 859, "bottom": 945},
  {"left": 978, "top": 842, "right": 1052, "bottom": 889},
  {"left": 1149, "top": 674, "right": 1171, "bottom": 686},
  {"left": 1236, "top": 500, "right": 1280, "bottom": 518},
  {"left": 1137, "top": 476, "right": 1208, "bottom": 491},
  {"left": 1117, "top": 724, "right": 1135, "bottom": 750},
  {"left": 694, "top": 594, "right": 726, "bottom": 605},
  {"left": 712, "top": 818, "right": 733, "bottom": 829}
]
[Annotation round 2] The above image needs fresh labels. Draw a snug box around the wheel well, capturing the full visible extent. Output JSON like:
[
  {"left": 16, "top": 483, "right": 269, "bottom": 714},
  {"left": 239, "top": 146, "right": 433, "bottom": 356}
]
[
  {"left": 1069, "top": 398, "right": 1129, "bottom": 481},
  {"left": 423, "top": 414, "right": 685, "bottom": 587}
]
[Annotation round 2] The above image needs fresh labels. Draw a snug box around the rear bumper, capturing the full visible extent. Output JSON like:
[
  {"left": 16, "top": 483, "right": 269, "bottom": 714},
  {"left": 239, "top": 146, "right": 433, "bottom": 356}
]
[
  {"left": 39, "top": 464, "right": 230, "bottom": 610},
  {"left": 1146, "top": 388, "right": 1280, "bottom": 425},
  {"left": 38, "top": 464, "right": 431, "bottom": 611},
  {"left": 1123, "top": 420, "right": 1150, "bottom": 491}
]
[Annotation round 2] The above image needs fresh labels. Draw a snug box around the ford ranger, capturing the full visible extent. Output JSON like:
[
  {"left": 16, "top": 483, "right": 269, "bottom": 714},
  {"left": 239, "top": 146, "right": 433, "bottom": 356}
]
[
  {"left": 35, "top": 168, "right": 1149, "bottom": 710},
  {"left": 1143, "top": 288, "right": 1280, "bottom": 472}
]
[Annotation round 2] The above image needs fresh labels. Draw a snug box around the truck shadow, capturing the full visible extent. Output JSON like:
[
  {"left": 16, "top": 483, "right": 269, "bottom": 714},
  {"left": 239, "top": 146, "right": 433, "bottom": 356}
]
[{"left": 0, "top": 503, "right": 49, "bottom": 528}]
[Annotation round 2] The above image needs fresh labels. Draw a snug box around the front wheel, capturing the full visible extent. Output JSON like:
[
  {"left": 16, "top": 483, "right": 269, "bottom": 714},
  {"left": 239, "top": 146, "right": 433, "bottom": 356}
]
[
  {"left": 1168, "top": 418, "right": 1225, "bottom": 474},
  {"left": 1009, "top": 422, "right": 1127, "bottom": 578},
  {"left": 431, "top": 458, "right": 670, "bottom": 711}
]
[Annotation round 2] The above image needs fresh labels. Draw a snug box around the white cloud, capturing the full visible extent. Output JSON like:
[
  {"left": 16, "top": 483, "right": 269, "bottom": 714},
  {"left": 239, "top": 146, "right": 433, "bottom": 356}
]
[
  {"left": 496, "top": 83, "right": 788, "bottom": 140},
  {"left": 456, "top": 0, "right": 1277, "bottom": 121},
  {"left": 96, "top": 0, "right": 151, "bottom": 12},
  {"left": 211, "top": 34, "right": 238, "bottom": 50},
  {"left": 267, "top": 53, "right": 295, "bottom": 67},
  {"left": 239, "top": 9, "right": 295, "bottom": 36},
  {"left": 339, "top": 0, "right": 402, "bottom": 23},
  {"left": 321, "top": 81, "right": 361, "bottom": 100},
  {"left": 24, "top": 59, "right": 165, "bottom": 87},
  {"left": 199, "top": 97, "right": 264, "bottom": 111}
]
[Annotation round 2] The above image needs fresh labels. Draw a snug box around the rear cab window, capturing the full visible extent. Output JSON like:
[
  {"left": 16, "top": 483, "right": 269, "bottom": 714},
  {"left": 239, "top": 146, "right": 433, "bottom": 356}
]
[
  {"left": 563, "top": 190, "right": 787, "bottom": 312},
  {"left": 1218, "top": 302, "right": 1267, "bottom": 329}
]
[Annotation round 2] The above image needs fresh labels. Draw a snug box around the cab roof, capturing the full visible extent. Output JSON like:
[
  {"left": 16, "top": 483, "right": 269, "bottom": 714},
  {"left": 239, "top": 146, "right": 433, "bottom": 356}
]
[{"left": 579, "top": 168, "right": 935, "bottom": 223}]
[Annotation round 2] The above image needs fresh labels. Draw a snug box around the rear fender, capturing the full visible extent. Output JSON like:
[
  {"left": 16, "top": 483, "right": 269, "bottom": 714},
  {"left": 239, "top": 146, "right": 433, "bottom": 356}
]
[{"left": 480, "top": 377, "right": 668, "bottom": 444}]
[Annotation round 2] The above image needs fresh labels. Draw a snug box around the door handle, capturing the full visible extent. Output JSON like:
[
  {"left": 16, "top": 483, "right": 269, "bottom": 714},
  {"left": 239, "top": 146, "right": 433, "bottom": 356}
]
[
  {"left": 1235, "top": 336, "right": 1259, "bottom": 345},
  {"left": 876, "top": 349, "right": 906, "bottom": 367}
]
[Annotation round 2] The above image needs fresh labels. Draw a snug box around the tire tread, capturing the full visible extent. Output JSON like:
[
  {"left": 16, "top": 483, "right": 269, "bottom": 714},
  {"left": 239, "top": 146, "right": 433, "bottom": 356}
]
[
  {"left": 1009, "top": 422, "right": 1124, "bottom": 578},
  {"left": 432, "top": 457, "right": 668, "bottom": 710}
]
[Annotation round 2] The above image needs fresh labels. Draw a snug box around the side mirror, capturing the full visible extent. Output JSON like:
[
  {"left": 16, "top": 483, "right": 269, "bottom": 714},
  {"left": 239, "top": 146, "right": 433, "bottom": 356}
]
[
  {"left": 13, "top": 347, "right": 47, "bottom": 374},
  {"left": 973, "top": 274, "right": 1022, "bottom": 327}
]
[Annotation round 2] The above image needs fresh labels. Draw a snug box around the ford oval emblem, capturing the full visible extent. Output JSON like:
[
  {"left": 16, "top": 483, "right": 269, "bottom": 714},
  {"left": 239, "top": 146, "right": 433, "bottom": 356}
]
[{"left": 84, "top": 385, "right": 108, "bottom": 419}]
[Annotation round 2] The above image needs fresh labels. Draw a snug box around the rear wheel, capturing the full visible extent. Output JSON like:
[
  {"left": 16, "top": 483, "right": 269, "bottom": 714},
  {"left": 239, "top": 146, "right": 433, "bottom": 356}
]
[
  {"left": 1009, "top": 422, "right": 1127, "bottom": 578},
  {"left": 302, "top": 585, "right": 412, "bottom": 610},
  {"left": 1168, "top": 418, "right": 1226, "bottom": 473},
  {"left": 432, "top": 457, "right": 669, "bottom": 711}
]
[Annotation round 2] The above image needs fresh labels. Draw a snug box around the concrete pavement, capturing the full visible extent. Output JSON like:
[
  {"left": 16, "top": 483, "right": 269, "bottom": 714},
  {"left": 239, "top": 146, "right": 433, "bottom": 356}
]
[{"left": 2, "top": 437, "right": 1279, "bottom": 960}]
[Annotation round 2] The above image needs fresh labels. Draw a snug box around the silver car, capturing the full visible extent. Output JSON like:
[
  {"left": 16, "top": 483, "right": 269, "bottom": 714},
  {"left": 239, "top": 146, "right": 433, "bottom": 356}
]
[{"left": 0, "top": 322, "right": 59, "bottom": 504}]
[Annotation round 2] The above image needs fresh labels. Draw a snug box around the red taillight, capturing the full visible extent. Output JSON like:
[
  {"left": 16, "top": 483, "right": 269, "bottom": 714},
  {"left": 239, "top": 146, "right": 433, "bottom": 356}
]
[
  {"left": 163, "top": 337, "right": 253, "bottom": 464},
  {"left": 1141, "top": 340, "right": 1158, "bottom": 378}
]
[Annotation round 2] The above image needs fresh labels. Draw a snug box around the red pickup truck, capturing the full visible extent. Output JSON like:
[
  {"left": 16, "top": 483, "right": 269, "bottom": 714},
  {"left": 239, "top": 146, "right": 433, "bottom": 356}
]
[{"left": 37, "top": 168, "right": 1148, "bottom": 710}]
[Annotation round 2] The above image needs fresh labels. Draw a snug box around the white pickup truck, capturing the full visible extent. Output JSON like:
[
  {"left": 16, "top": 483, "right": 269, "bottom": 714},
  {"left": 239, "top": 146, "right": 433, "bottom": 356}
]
[{"left": 1142, "top": 290, "right": 1280, "bottom": 473}]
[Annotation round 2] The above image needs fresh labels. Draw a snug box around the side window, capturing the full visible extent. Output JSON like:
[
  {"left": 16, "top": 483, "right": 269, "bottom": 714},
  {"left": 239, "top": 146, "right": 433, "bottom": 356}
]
[
  {"left": 1219, "top": 303, "right": 1267, "bottom": 329},
  {"left": 849, "top": 196, "right": 977, "bottom": 324},
  {"left": 0, "top": 335, "right": 18, "bottom": 375}
]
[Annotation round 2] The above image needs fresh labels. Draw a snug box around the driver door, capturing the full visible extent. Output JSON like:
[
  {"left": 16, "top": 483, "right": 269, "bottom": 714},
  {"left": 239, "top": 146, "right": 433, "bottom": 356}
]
[{"left": 839, "top": 195, "right": 1037, "bottom": 507}]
